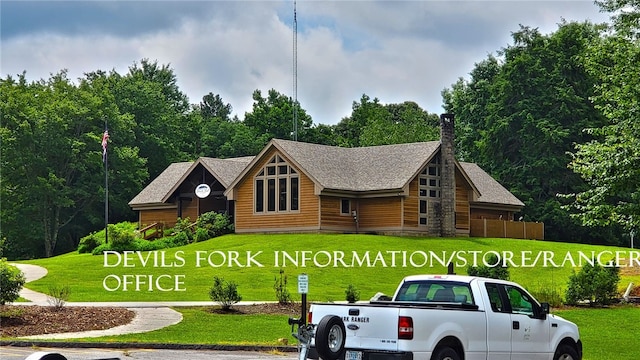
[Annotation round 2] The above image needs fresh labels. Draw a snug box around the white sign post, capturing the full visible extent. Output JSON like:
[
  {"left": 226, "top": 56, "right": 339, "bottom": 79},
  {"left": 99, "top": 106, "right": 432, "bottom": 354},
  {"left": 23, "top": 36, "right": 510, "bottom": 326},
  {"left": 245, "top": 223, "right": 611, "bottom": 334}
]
[
  {"left": 298, "top": 273, "right": 309, "bottom": 326},
  {"left": 298, "top": 274, "right": 309, "bottom": 294}
]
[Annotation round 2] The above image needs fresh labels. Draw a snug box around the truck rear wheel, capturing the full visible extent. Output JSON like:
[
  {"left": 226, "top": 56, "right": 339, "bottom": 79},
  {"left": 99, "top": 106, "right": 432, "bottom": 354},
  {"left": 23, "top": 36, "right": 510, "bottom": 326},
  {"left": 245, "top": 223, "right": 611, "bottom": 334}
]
[
  {"left": 432, "top": 346, "right": 461, "bottom": 360},
  {"left": 554, "top": 344, "right": 579, "bottom": 360},
  {"left": 315, "top": 315, "right": 346, "bottom": 360}
]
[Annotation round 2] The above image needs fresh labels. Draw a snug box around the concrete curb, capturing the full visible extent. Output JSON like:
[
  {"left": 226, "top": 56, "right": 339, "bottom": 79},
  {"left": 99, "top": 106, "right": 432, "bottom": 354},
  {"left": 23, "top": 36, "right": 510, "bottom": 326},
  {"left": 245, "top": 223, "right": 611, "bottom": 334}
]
[{"left": 0, "top": 341, "right": 299, "bottom": 352}]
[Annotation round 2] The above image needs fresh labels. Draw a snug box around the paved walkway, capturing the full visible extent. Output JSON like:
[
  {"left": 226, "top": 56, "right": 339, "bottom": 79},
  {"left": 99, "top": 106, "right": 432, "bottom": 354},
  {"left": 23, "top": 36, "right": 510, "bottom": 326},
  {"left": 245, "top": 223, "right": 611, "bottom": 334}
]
[
  {"left": 11, "top": 264, "right": 184, "bottom": 340},
  {"left": 10, "top": 264, "right": 286, "bottom": 340}
]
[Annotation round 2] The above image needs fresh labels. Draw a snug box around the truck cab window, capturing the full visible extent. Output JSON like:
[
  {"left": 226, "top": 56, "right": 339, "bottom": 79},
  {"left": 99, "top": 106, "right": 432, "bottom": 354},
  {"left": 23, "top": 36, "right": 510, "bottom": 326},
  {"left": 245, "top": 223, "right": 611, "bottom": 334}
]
[
  {"left": 505, "top": 285, "right": 534, "bottom": 317},
  {"left": 396, "top": 281, "right": 473, "bottom": 304},
  {"left": 485, "top": 283, "right": 504, "bottom": 312}
]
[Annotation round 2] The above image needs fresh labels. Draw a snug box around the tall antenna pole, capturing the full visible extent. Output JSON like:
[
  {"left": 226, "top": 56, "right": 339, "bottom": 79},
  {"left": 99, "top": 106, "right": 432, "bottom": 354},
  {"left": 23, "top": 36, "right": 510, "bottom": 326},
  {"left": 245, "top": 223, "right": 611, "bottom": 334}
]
[
  {"left": 292, "top": 0, "right": 298, "bottom": 141},
  {"left": 102, "top": 120, "right": 109, "bottom": 244}
]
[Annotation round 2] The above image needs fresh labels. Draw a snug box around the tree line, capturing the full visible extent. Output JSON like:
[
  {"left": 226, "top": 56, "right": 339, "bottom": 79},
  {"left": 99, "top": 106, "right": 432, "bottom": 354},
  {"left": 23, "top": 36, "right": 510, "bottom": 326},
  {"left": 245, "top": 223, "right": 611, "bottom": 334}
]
[
  {"left": 0, "top": 61, "right": 439, "bottom": 259},
  {"left": 2, "top": 0, "right": 638, "bottom": 258},
  {"left": 444, "top": 0, "right": 640, "bottom": 247}
]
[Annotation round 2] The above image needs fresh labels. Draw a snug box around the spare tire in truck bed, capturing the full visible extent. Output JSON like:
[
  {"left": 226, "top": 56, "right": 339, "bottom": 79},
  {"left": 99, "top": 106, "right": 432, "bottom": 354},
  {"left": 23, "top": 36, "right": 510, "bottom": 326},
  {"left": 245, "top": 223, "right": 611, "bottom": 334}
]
[{"left": 315, "top": 315, "right": 346, "bottom": 360}]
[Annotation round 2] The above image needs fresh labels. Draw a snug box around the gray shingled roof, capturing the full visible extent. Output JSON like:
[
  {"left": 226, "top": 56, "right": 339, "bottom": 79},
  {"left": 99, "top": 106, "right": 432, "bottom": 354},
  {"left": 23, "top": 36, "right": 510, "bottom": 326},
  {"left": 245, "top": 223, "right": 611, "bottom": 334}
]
[
  {"left": 129, "top": 156, "right": 254, "bottom": 206},
  {"left": 200, "top": 156, "right": 254, "bottom": 188},
  {"left": 459, "top": 162, "right": 524, "bottom": 207},
  {"left": 273, "top": 139, "right": 441, "bottom": 191},
  {"left": 131, "top": 140, "right": 523, "bottom": 209},
  {"left": 129, "top": 161, "right": 193, "bottom": 206}
]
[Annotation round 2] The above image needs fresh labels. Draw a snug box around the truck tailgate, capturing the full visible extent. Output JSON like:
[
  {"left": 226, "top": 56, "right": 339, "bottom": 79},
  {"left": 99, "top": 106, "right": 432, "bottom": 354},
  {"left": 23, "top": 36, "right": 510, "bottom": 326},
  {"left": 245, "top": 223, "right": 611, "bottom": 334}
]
[{"left": 311, "top": 303, "right": 400, "bottom": 351}]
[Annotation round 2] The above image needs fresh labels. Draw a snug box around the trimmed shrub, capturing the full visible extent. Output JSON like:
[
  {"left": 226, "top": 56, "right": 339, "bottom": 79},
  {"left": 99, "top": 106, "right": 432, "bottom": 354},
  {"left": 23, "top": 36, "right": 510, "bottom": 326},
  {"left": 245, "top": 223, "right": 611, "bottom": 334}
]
[
  {"left": 565, "top": 263, "right": 620, "bottom": 306},
  {"left": 91, "top": 243, "right": 110, "bottom": 255},
  {"left": 88, "top": 223, "right": 166, "bottom": 253},
  {"left": 78, "top": 232, "right": 102, "bottom": 253},
  {"left": 209, "top": 276, "right": 242, "bottom": 311},
  {"left": 197, "top": 211, "right": 218, "bottom": 230},
  {"left": 197, "top": 211, "right": 234, "bottom": 238},
  {"left": 79, "top": 215, "right": 230, "bottom": 255},
  {"left": 345, "top": 284, "right": 361, "bottom": 303},
  {"left": 169, "top": 231, "right": 190, "bottom": 247},
  {"left": 138, "top": 238, "right": 170, "bottom": 251},
  {"left": 211, "top": 213, "right": 234, "bottom": 236},
  {"left": 194, "top": 227, "right": 210, "bottom": 243},
  {"left": 108, "top": 223, "right": 139, "bottom": 249},
  {"left": 0, "top": 259, "right": 26, "bottom": 305},
  {"left": 172, "top": 217, "right": 194, "bottom": 243}
]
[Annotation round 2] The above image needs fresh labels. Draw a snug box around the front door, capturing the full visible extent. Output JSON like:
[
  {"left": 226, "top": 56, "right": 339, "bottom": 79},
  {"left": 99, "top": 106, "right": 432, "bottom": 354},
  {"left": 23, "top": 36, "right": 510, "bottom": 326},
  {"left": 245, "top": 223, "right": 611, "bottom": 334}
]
[{"left": 505, "top": 285, "right": 551, "bottom": 360}]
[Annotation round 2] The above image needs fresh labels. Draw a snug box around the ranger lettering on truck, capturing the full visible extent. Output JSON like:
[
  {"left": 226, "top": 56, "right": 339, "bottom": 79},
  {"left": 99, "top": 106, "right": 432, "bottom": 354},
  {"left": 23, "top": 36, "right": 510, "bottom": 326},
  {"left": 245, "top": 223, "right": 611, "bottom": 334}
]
[
  {"left": 341, "top": 316, "right": 370, "bottom": 323},
  {"left": 290, "top": 275, "right": 582, "bottom": 360}
]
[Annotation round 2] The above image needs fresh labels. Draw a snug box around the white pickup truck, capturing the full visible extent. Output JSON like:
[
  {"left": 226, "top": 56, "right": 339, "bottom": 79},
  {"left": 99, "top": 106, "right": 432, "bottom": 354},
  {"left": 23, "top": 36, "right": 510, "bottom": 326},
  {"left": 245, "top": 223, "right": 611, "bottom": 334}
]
[{"left": 304, "top": 275, "right": 581, "bottom": 360}]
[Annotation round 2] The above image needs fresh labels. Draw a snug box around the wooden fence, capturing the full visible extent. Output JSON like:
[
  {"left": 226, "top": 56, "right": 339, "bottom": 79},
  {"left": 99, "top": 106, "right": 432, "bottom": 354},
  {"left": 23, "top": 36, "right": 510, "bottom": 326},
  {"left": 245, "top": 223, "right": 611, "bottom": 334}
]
[{"left": 470, "top": 219, "right": 544, "bottom": 240}]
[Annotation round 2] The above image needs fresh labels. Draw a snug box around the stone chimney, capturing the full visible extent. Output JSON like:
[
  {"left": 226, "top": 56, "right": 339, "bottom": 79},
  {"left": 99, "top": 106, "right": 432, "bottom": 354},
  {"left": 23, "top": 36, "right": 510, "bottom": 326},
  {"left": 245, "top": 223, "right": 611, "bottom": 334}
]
[{"left": 440, "top": 114, "right": 456, "bottom": 237}]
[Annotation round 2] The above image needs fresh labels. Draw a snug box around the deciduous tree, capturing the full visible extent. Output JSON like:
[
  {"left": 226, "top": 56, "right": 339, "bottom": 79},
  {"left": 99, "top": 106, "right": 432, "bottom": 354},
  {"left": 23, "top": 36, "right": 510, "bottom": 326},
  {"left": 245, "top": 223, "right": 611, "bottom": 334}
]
[
  {"left": 243, "top": 89, "right": 313, "bottom": 142},
  {"left": 567, "top": 1, "right": 640, "bottom": 232},
  {"left": 0, "top": 71, "right": 146, "bottom": 257},
  {"left": 336, "top": 95, "right": 438, "bottom": 147},
  {"left": 443, "top": 22, "right": 613, "bottom": 243}
]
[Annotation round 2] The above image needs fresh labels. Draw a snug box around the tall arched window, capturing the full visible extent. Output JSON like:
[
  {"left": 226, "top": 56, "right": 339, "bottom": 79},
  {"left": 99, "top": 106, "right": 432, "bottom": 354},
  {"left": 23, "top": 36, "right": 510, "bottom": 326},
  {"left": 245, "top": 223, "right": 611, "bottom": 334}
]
[{"left": 255, "top": 155, "right": 299, "bottom": 213}]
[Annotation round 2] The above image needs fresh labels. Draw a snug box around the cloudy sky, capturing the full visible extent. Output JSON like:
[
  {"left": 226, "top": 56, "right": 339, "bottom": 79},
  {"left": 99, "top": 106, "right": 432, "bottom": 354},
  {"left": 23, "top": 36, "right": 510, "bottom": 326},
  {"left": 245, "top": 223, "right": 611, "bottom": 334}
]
[{"left": 2, "top": 1, "right": 610, "bottom": 125}]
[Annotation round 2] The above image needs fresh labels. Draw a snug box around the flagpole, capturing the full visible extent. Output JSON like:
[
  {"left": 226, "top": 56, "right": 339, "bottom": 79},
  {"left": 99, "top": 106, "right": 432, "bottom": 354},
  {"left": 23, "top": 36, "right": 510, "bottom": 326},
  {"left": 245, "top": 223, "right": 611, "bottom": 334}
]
[{"left": 103, "top": 121, "right": 109, "bottom": 244}]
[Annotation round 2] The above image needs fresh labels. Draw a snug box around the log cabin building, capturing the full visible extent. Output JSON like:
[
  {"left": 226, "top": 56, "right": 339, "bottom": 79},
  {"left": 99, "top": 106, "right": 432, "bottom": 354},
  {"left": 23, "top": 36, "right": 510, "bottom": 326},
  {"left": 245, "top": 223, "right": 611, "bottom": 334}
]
[{"left": 130, "top": 115, "right": 526, "bottom": 237}]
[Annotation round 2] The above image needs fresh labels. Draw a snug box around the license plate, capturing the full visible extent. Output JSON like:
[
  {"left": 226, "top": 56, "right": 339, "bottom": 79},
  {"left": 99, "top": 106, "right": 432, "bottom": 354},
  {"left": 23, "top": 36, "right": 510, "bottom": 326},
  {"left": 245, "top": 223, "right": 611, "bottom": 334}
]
[{"left": 346, "top": 350, "right": 363, "bottom": 360}]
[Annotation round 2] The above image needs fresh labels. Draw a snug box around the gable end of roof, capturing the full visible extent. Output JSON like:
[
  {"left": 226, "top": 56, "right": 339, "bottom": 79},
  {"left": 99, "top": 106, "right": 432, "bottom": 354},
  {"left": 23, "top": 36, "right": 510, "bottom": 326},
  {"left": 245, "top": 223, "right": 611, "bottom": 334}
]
[{"left": 460, "top": 162, "right": 524, "bottom": 207}]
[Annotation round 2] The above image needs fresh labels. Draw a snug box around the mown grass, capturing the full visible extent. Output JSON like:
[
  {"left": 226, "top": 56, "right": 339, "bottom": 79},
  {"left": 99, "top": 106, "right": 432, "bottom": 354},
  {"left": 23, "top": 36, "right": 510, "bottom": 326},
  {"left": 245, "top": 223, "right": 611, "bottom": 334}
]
[
  {"left": 557, "top": 305, "right": 640, "bottom": 360},
  {"left": 17, "top": 234, "right": 639, "bottom": 302},
  {"left": 78, "top": 307, "right": 293, "bottom": 346}
]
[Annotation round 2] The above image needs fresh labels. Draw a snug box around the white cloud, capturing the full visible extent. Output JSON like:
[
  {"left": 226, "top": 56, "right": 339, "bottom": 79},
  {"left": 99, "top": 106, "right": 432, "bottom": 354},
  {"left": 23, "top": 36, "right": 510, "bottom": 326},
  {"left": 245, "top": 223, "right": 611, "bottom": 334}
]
[{"left": 1, "top": 1, "right": 610, "bottom": 125}]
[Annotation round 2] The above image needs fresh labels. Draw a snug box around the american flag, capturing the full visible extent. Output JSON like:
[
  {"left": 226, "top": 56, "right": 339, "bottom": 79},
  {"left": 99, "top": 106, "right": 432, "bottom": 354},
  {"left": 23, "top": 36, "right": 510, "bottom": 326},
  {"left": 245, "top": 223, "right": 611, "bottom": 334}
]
[{"left": 101, "top": 129, "right": 109, "bottom": 163}]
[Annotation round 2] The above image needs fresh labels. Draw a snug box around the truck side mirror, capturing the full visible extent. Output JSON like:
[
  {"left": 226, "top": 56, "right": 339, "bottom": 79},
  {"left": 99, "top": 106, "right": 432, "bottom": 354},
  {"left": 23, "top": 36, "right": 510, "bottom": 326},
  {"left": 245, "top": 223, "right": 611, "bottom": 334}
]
[{"left": 539, "top": 302, "right": 550, "bottom": 320}]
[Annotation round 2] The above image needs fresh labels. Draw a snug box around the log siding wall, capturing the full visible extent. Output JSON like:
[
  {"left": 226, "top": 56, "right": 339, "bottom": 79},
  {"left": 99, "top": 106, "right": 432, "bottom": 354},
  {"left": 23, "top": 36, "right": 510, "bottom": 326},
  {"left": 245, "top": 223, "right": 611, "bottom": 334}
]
[
  {"left": 234, "top": 149, "right": 319, "bottom": 232},
  {"left": 319, "top": 197, "right": 357, "bottom": 231},
  {"left": 358, "top": 197, "right": 402, "bottom": 231},
  {"left": 140, "top": 208, "right": 178, "bottom": 228},
  {"left": 404, "top": 177, "right": 420, "bottom": 230}
]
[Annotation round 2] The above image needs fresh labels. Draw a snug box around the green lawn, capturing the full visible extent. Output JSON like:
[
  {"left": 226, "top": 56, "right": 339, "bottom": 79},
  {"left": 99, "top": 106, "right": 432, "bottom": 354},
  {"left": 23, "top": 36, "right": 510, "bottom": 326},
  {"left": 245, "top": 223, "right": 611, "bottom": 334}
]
[
  {"left": 557, "top": 305, "right": 640, "bottom": 360},
  {"left": 17, "top": 234, "right": 638, "bottom": 302},
  {"left": 71, "top": 307, "right": 294, "bottom": 346}
]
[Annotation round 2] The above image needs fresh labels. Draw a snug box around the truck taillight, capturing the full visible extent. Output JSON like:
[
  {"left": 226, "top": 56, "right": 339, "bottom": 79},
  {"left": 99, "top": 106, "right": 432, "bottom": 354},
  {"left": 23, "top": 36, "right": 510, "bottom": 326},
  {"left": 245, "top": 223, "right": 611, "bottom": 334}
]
[
  {"left": 398, "top": 316, "right": 414, "bottom": 340},
  {"left": 308, "top": 311, "right": 313, "bottom": 324}
]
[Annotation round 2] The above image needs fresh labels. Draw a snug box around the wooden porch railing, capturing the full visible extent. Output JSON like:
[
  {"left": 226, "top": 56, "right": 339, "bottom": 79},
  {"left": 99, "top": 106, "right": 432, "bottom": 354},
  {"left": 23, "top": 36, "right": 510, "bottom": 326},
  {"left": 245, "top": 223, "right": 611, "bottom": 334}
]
[{"left": 140, "top": 222, "right": 165, "bottom": 240}]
